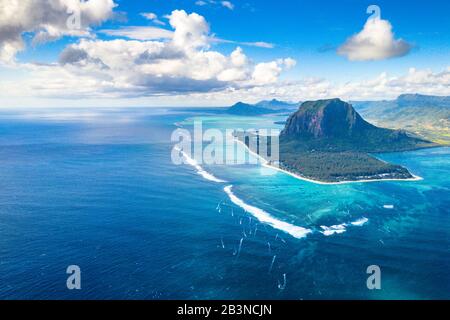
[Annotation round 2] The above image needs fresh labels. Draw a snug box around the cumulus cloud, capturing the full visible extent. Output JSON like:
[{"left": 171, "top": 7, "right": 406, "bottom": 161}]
[
  {"left": 2, "top": 63, "right": 449, "bottom": 106},
  {"left": 0, "top": 0, "right": 117, "bottom": 63},
  {"left": 3, "top": 10, "right": 294, "bottom": 99},
  {"left": 251, "top": 59, "right": 296, "bottom": 85},
  {"left": 1, "top": 4, "right": 446, "bottom": 106},
  {"left": 169, "top": 10, "right": 210, "bottom": 50},
  {"left": 338, "top": 16, "right": 412, "bottom": 61},
  {"left": 173, "top": 67, "right": 450, "bottom": 106}
]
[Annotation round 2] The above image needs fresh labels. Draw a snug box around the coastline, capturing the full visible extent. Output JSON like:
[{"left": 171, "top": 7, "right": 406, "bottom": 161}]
[{"left": 234, "top": 138, "right": 423, "bottom": 185}]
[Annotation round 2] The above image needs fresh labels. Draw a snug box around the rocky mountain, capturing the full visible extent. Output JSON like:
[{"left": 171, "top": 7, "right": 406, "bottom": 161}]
[
  {"left": 281, "top": 98, "right": 374, "bottom": 139},
  {"left": 280, "top": 98, "right": 433, "bottom": 153},
  {"left": 263, "top": 99, "right": 437, "bottom": 182}
]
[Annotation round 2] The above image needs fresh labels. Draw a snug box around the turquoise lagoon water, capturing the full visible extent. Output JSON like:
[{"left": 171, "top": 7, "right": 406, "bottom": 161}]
[{"left": 0, "top": 108, "right": 448, "bottom": 299}]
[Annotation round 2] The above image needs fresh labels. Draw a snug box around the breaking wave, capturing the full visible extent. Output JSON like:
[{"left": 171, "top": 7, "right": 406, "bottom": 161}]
[
  {"left": 176, "top": 147, "right": 226, "bottom": 183},
  {"left": 320, "top": 217, "right": 368, "bottom": 236},
  {"left": 224, "top": 185, "right": 312, "bottom": 239}
]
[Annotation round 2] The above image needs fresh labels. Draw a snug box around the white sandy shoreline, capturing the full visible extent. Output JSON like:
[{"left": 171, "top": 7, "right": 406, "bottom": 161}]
[{"left": 234, "top": 138, "right": 423, "bottom": 185}]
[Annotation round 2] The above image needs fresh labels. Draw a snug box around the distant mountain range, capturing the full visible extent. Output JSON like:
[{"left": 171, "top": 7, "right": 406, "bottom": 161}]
[
  {"left": 352, "top": 94, "right": 450, "bottom": 145},
  {"left": 238, "top": 98, "right": 436, "bottom": 183},
  {"left": 227, "top": 99, "right": 299, "bottom": 115},
  {"left": 255, "top": 99, "right": 300, "bottom": 110},
  {"left": 396, "top": 94, "right": 450, "bottom": 107}
]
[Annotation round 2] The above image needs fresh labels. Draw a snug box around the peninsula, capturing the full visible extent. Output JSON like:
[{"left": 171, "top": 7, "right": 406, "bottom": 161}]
[{"left": 236, "top": 98, "right": 437, "bottom": 183}]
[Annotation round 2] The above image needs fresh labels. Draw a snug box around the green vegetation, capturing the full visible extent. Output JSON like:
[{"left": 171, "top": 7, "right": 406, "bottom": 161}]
[
  {"left": 227, "top": 102, "right": 274, "bottom": 115},
  {"left": 277, "top": 137, "right": 416, "bottom": 182},
  {"left": 278, "top": 150, "right": 412, "bottom": 182},
  {"left": 353, "top": 94, "right": 450, "bottom": 145}
]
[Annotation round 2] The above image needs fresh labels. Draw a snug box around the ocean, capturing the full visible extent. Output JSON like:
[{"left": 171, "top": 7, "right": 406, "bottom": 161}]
[{"left": 0, "top": 107, "right": 448, "bottom": 299}]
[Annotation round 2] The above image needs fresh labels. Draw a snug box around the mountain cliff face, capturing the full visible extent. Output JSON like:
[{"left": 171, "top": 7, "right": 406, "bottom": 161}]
[{"left": 281, "top": 99, "right": 374, "bottom": 138}]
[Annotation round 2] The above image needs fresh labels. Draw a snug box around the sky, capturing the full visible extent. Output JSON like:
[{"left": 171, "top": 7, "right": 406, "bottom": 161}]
[{"left": 0, "top": 0, "right": 449, "bottom": 107}]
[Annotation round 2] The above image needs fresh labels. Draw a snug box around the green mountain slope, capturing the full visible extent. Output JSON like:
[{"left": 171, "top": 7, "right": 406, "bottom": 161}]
[
  {"left": 254, "top": 99, "right": 299, "bottom": 111},
  {"left": 226, "top": 102, "right": 273, "bottom": 115},
  {"left": 352, "top": 94, "right": 450, "bottom": 145}
]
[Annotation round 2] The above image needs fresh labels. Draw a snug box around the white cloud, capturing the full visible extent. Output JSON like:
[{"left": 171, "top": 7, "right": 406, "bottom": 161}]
[
  {"left": 100, "top": 26, "right": 173, "bottom": 40},
  {"left": 2, "top": 65, "right": 449, "bottom": 107},
  {"left": 141, "top": 12, "right": 157, "bottom": 20},
  {"left": 251, "top": 62, "right": 282, "bottom": 85},
  {"left": 283, "top": 57, "right": 297, "bottom": 69},
  {"left": 230, "top": 47, "right": 247, "bottom": 67},
  {"left": 246, "top": 42, "right": 274, "bottom": 49},
  {"left": 140, "top": 12, "right": 166, "bottom": 25},
  {"left": 211, "top": 37, "right": 274, "bottom": 48},
  {"left": 4, "top": 5, "right": 445, "bottom": 107},
  {"left": 1, "top": 10, "right": 294, "bottom": 99},
  {"left": 169, "top": 10, "right": 210, "bottom": 50},
  {"left": 338, "top": 17, "right": 412, "bottom": 61},
  {"left": 195, "top": 0, "right": 235, "bottom": 10},
  {"left": 171, "top": 67, "right": 450, "bottom": 106},
  {"left": 98, "top": 25, "right": 274, "bottom": 49},
  {"left": 221, "top": 1, "right": 234, "bottom": 10},
  {"left": 251, "top": 58, "right": 296, "bottom": 85},
  {"left": 0, "top": 0, "right": 117, "bottom": 63}
]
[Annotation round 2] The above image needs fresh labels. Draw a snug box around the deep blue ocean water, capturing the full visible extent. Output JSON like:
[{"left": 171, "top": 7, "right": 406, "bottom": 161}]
[{"left": 0, "top": 108, "right": 448, "bottom": 299}]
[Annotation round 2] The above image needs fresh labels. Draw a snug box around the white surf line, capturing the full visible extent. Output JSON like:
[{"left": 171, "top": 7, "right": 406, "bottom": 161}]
[
  {"left": 223, "top": 185, "right": 312, "bottom": 239},
  {"left": 320, "top": 224, "right": 346, "bottom": 236},
  {"left": 234, "top": 138, "right": 423, "bottom": 185},
  {"left": 266, "top": 162, "right": 422, "bottom": 185},
  {"left": 320, "top": 217, "right": 369, "bottom": 236},
  {"left": 268, "top": 255, "right": 276, "bottom": 274},
  {"left": 277, "top": 273, "right": 287, "bottom": 290},
  {"left": 175, "top": 147, "right": 226, "bottom": 183},
  {"left": 350, "top": 217, "right": 369, "bottom": 226}
]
